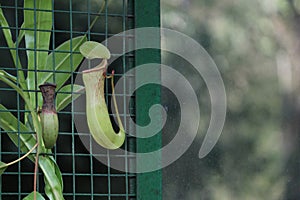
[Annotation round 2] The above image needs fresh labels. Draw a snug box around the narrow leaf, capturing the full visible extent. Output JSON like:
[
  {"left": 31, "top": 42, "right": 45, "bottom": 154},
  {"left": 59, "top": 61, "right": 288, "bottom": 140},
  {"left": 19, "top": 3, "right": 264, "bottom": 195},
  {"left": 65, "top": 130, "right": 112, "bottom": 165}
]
[
  {"left": 39, "top": 36, "right": 87, "bottom": 90},
  {"left": 80, "top": 41, "right": 111, "bottom": 59},
  {"left": 40, "top": 156, "right": 64, "bottom": 200},
  {"left": 24, "top": 0, "right": 52, "bottom": 105},
  {"left": 0, "top": 70, "right": 17, "bottom": 83},
  {"left": 15, "top": 22, "right": 25, "bottom": 46},
  {"left": 0, "top": 7, "right": 14, "bottom": 49},
  {"left": 0, "top": 74, "right": 31, "bottom": 109},
  {"left": 56, "top": 84, "right": 84, "bottom": 111},
  {"left": 50, "top": 156, "right": 63, "bottom": 189},
  {"left": 0, "top": 104, "right": 36, "bottom": 160},
  {"left": 0, "top": 6, "right": 26, "bottom": 90},
  {"left": 23, "top": 191, "right": 45, "bottom": 200},
  {"left": 43, "top": 157, "right": 64, "bottom": 199},
  {"left": 0, "top": 161, "right": 7, "bottom": 175}
]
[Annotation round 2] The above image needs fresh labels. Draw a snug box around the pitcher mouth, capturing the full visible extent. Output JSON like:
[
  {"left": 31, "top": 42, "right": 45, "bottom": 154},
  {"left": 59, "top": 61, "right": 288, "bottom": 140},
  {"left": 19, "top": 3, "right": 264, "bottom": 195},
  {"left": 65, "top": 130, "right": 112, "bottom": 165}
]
[
  {"left": 39, "top": 82, "right": 57, "bottom": 88},
  {"left": 82, "top": 59, "right": 107, "bottom": 74},
  {"left": 39, "top": 82, "right": 57, "bottom": 112}
]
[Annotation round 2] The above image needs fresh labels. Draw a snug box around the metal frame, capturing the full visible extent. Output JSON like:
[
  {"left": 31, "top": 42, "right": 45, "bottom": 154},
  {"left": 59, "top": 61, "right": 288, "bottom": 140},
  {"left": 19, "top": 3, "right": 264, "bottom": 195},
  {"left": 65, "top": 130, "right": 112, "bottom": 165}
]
[{"left": 135, "top": 1, "right": 162, "bottom": 200}]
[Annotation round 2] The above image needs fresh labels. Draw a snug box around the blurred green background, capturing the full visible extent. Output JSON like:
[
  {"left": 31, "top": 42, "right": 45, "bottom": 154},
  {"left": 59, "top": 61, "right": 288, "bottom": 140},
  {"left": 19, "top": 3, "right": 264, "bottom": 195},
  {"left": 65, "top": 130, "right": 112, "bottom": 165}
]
[{"left": 162, "top": 0, "right": 300, "bottom": 199}]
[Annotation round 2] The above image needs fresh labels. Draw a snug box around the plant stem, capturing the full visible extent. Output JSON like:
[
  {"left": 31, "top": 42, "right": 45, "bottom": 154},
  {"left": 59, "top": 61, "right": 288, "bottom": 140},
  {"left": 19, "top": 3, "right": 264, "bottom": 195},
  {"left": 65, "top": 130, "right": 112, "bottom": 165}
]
[
  {"left": 88, "top": 0, "right": 111, "bottom": 33},
  {"left": 0, "top": 143, "right": 38, "bottom": 169},
  {"left": 34, "top": 146, "right": 39, "bottom": 200},
  {"left": 109, "top": 71, "right": 125, "bottom": 131}
]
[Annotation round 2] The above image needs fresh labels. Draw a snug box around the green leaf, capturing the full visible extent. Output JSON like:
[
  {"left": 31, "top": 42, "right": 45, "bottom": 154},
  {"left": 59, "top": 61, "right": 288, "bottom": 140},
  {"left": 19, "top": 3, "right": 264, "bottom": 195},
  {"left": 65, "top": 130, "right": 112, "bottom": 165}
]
[
  {"left": 0, "top": 6, "right": 26, "bottom": 90},
  {"left": 24, "top": 0, "right": 52, "bottom": 105},
  {"left": 39, "top": 36, "right": 87, "bottom": 90},
  {"left": 23, "top": 191, "right": 45, "bottom": 200},
  {"left": 0, "top": 7, "right": 14, "bottom": 50},
  {"left": 25, "top": 110, "right": 35, "bottom": 132},
  {"left": 40, "top": 156, "right": 64, "bottom": 200},
  {"left": 50, "top": 156, "right": 63, "bottom": 190},
  {"left": 0, "top": 104, "right": 36, "bottom": 160},
  {"left": 44, "top": 156, "right": 64, "bottom": 200},
  {"left": 0, "top": 70, "right": 17, "bottom": 83},
  {"left": 15, "top": 22, "right": 25, "bottom": 46},
  {"left": 0, "top": 161, "right": 7, "bottom": 175},
  {"left": 56, "top": 84, "right": 84, "bottom": 111},
  {"left": 0, "top": 73, "right": 31, "bottom": 109},
  {"left": 80, "top": 41, "right": 111, "bottom": 59}
]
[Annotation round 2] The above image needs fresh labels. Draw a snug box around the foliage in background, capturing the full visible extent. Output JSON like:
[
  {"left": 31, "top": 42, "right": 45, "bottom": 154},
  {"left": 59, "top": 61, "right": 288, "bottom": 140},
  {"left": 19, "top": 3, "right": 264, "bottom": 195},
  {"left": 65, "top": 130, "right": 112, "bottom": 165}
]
[{"left": 162, "top": 0, "right": 300, "bottom": 199}]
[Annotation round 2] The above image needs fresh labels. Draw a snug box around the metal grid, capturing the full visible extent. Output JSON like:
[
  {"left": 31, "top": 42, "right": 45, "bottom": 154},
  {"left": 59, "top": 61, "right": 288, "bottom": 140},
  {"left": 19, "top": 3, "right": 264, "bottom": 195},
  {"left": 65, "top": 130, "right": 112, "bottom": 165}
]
[{"left": 0, "top": 0, "right": 161, "bottom": 199}]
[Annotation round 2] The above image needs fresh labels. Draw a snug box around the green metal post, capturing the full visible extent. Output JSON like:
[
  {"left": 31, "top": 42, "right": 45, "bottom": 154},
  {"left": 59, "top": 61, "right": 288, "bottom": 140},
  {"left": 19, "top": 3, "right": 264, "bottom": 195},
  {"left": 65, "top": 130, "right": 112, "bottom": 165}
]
[{"left": 135, "top": 0, "right": 162, "bottom": 200}]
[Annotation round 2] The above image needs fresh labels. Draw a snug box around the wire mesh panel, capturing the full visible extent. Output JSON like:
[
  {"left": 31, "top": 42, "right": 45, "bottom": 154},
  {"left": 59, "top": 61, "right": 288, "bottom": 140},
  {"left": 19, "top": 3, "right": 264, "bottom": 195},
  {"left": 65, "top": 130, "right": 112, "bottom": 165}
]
[{"left": 0, "top": 0, "right": 161, "bottom": 199}]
